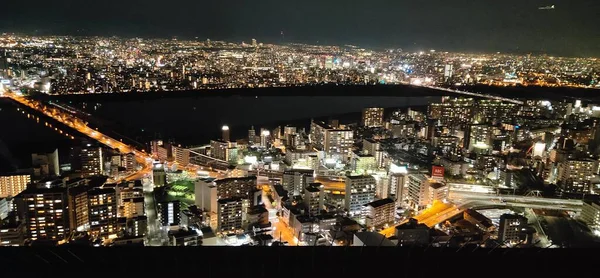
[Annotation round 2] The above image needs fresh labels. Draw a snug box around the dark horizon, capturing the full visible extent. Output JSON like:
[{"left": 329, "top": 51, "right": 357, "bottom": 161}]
[{"left": 1, "top": 0, "right": 600, "bottom": 57}]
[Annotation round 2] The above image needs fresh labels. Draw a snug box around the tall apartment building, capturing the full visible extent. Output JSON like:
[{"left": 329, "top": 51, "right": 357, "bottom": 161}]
[
  {"left": 217, "top": 197, "right": 243, "bottom": 232},
  {"left": 151, "top": 140, "right": 171, "bottom": 161},
  {"left": 15, "top": 186, "right": 69, "bottom": 243},
  {"left": 0, "top": 174, "right": 31, "bottom": 198},
  {"left": 214, "top": 176, "right": 257, "bottom": 200},
  {"left": 157, "top": 200, "right": 181, "bottom": 227},
  {"left": 580, "top": 201, "right": 600, "bottom": 232},
  {"left": 171, "top": 145, "right": 190, "bottom": 166},
  {"left": 363, "top": 198, "right": 395, "bottom": 229},
  {"left": 282, "top": 169, "right": 314, "bottom": 197},
  {"left": 345, "top": 175, "right": 376, "bottom": 216},
  {"left": 81, "top": 144, "right": 103, "bottom": 177},
  {"left": 303, "top": 183, "right": 324, "bottom": 216},
  {"left": 210, "top": 140, "right": 238, "bottom": 163},
  {"left": 362, "top": 107, "right": 385, "bottom": 127},
  {"left": 310, "top": 121, "right": 354, "bottom": 160},
  {"left": 67, "top": 186, "right": 90, "bottom": 232},
  {"left": 557, "top": 159, "right": 597, "bottom": 193},
  {"left": 428, "top": 97, "right": 474, "bottom": 126},
  {"left": 406, "top": 174, "right": 448, "bottom": 211},
  {"left": 389, "top": 173, "right": 407, "bottom": 208},
  {"left": 88, "top": 188, "right": 117, "bottom": 239}
]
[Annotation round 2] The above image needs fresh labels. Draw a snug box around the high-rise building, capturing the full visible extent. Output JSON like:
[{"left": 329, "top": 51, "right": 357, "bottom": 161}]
[
  {"left": 171, "top": 145, "right": 190, "bottom": 166},
  {"left": 498, "top": 214, "right": 528, "bottom": 244},
  {"left": 389, "top": 173, "right": 407, "bottom": 208},
  {"left": 0, "top": 174, "right": 31, "bottom": 198},
  {"left": 428, "top": 97, "right": 474, "bottom": 126},
  {"left": 303, "top": 183, "right": 324, "bottom": 216},
  {"left": 310, "top": 121, "right": 354, "bottom": 160},
  {"left": 214, "top": 176, "right": 257, "bottom": 200},
  {"left": 260, "top": 129, "right": 270, "bottom": 148},
  {"left": 283, "top": 169, "right": 314, "bottom": 197},
  {"left": 557, "top": 159, "right": 597, "bottom": 193},
  {"left": 406, "top": 174, "right": 448, "bottom": 211},
  {"left": 580, "top": 201, "right": 600, "bottom": 232},
  {"left": 15, "top": 186, "right": 69, "bottom": 243},
  {"left": 222, "top": 125, "right": 230, "bottom": 142},
  {"left": 157, "top": 200, "right": 181, "bottom": 227},
  {"left": 474, "top": 100, "right": 519, "bottom": 123},
  {"left": 121, "top": 153, "right": 136, "bottom": 172},
  {"left": 345, "top": 175, "right": 376, "bottom": 216},
  {"left": 31, "top": 149, "right": 60, "bottom": 177},
  {"left": 151, "top": 140, "right": 171, "bottom": 161},
  {"left": 362, "top": 107, "right": 385, "bottom": 127},
  {"left": 363, "top": 198, "right": 395, "bottom": 229},
  {"left": 88, "top": 188, "right": 117, "bottom": 239},
  {"left": 67, "top": 186, "right": 90, "bottom": 232},
  {"left": 152, "top": 163, "right": 167, "bottom": 187},
  {"left": 81, "top": 144, "right": 103, "bottom": 177},
  {"left": 248, "top": 126, "right": 256, "bottom": 145},
  {"left": 217, "top": 197, "right": 243, "bottom": 232},
  {"left": 467, "top": 124, "right": 498, "bottom": 152}
]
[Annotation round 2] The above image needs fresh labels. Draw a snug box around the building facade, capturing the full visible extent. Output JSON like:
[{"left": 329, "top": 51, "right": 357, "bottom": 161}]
[{"left": 345, "top": 175, "right": 376, "bottom": 216}]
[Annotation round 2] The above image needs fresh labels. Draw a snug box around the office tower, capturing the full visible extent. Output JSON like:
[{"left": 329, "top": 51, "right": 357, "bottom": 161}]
[
  {"left": 81, "top": 144, "right": 103, "bottom": 177},
  {"left": 363, "top": 198, "right": 396, "bottom": 229},
  {"left": 157, "top": 200, "right": 181, "bottom": 227},
  {"left": 88, "top": 188, "right": 117, "bottom": 239},
  {"left": 222, "top": 125, "right": 230, "bottom": 142},
  {"left": 251, "top": 38, "right": 257, "bottom": 47},
  {"left": 362, "top": 107, "right": 384, "bottom": 127},
  {"left": 282, "top": 169, "right": 314, "bottom": 197},
  {"left": 498, "top": 214, "right": 528, "bottom": 244},
  {"left": 31, "top": 148, "right": 60, "bottom": 177},
  {"left": 557, "top": 159, "right": 597, "bottom": 193},
  {"left": 171, "top": 145, "right": 190, "bottom": 166},
  {"left": 214, "top": 176, "right": 257, "bottom": 200},
  {"left": 0, "top": 174, "right": 31, "bottom": 198},
  {"left": 67, "top": 186, "right": 90, "bottom": 232},
  {"left": 303, "top": 183, "right": 324, "bottom": 216},
  {"left": 152, "top": 163, "right": 167, "bottom": 187},
  {"left": 15, "top": 186, "right": 69, "bottom": 243},
  {"left": 217, "top": 197, "right": 243, "bottom": 232},
  {"left": 309, "top": 120, "right": 354, "bottom": 160},
  {"left": 248, "top": 126, "right": 256, "bottom": 145},
  {"left": 428, "top": 97, "right": 474, "bottom": 126},
  {"left": 344, "top": 175, "right": 376, "bottom": 216}
]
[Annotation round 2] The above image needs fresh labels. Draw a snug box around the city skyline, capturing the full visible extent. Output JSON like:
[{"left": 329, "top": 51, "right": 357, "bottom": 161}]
[{"left": 1, "top": 0, "right": 600, "bottom": 57}]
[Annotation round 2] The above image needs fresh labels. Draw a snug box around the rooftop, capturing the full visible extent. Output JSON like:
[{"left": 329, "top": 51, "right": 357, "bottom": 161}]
[{"left": 364, "top": 198, "right": 395, "bottom": 208}]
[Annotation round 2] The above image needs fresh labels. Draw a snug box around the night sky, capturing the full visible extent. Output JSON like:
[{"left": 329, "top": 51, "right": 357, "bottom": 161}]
[{"left": 1, "top": 0, "right": 600, "bottom": 56}]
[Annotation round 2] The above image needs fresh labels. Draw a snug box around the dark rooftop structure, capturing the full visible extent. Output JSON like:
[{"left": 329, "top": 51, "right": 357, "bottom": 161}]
[{"left": 364, "top": 198, "right": 394, "bottom": 208}]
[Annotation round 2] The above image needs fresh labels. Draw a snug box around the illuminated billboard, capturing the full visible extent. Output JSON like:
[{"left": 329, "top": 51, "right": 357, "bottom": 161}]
[{"left": 432, "top": 166, "right": 445, "bottom": 180}]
